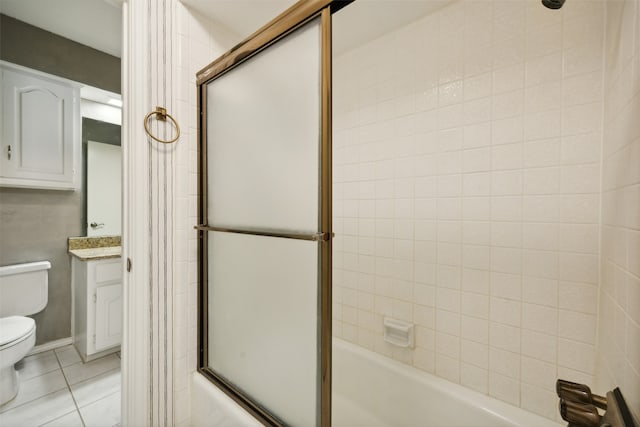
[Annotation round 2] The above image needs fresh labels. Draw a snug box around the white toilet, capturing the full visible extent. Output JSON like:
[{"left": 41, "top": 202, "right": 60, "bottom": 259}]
[{"left": 0, "top": 261, "right": 50, "bottom": 405}]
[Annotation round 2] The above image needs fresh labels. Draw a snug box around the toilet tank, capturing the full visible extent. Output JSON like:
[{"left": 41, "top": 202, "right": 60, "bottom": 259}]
[{"left": 0, "top": 261, "right": 51, "bottom": 317}]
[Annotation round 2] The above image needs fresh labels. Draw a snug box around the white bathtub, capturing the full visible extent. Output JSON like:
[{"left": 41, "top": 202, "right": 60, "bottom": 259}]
[
  {"left": 192, "top": 340, "right": 563, "bottom": 426},
  {"left": 332, "top": 338, "right": 562, "bottom": 427}
]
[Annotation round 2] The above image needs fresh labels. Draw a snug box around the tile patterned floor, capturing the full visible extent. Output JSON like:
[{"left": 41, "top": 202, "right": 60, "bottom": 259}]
[{"left": 0, "top": 346, "right": 121, "bottom": 427}]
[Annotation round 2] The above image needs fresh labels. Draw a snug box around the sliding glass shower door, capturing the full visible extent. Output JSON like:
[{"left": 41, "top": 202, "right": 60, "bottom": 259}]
[
  {"left": 195, "top": 2, "right": 350, "bottom": 425},
  {"left": 205, "top": 16, "right": 322, "bottom": 427}
]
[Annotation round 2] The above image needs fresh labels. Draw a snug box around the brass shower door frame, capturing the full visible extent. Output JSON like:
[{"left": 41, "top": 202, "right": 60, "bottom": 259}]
[{"left": 195, "top": 1, "right": 353, "bottom": 425}]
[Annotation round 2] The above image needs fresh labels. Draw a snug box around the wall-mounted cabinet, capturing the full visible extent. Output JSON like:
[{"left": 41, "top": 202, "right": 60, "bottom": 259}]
[
  {"left": 72, "top": 257, "right": 122, "bottom": 361},
  {"left": 1, "top": 62, "right": 81, "bottom": 190}
]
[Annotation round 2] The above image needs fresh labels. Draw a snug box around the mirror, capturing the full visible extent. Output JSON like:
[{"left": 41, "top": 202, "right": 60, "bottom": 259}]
[
  {"left": 87, "top": 140, "right": 121, "bottom": 236},
  {"left": 80, "top": 88, "right": 122, "bottom": 236}
]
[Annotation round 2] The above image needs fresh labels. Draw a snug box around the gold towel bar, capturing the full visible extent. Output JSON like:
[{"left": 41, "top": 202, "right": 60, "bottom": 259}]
[{"left": 144, "top": 106, "right": 180, "bottom": 144}]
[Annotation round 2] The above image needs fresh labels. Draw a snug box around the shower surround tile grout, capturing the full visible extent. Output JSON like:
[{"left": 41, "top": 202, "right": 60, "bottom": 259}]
[{"left": 332, "top": 0, "right": 607, "bottom": 420}]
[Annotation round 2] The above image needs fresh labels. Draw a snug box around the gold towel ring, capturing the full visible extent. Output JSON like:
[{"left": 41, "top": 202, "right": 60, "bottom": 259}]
[{"left": 144, "top": 106, "right": 180, "bottom": 144}]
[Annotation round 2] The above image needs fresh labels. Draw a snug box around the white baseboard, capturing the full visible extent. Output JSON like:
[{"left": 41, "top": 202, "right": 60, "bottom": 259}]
[{"left": 28, "top": 337, "right": 73, "bottom": 355}]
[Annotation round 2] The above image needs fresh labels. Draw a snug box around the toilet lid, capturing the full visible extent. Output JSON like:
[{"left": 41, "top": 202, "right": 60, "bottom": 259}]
[{"left": 0, "top": 316, "right": 35, "bottom": 347}]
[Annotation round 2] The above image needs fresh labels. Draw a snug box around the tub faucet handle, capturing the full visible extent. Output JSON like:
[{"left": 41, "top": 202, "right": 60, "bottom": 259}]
[
  {"left": 560, "top": 399, "right": 602, "bottom": 427},
  {"left": 557, "top": 379, "right": 607, "bottom": 410}
]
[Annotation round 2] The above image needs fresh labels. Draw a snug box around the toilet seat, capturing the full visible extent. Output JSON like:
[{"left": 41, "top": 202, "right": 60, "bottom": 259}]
[{"left": 0, "top": 316, "right": 35, "bottom": 350}]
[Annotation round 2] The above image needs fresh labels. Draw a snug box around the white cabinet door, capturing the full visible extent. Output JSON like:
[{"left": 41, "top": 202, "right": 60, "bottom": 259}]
[
  {"left": 1, "top": 64, "right": 80, "bottom": 190},
  {"left": 94, "top": 283, "right": 122, "bottom": 351}
]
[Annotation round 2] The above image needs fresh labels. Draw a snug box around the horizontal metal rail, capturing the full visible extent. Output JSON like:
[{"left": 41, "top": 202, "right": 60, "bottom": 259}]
[{"left": 194, "top": 224, "right": 331, "bottom": 242}]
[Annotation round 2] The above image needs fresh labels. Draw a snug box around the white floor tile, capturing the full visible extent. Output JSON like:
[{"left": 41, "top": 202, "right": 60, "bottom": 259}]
[
  {"left": 72, "top": 367, "right": 121, "bottom": 408},
  {"left": 62, "top": 354, "right": 120, "bottom": 385},
  {"left": 0, "top": 389, "right": 76, "bottom": 427},
  {"left": 55, "top": 345, "right": 82, "bottom": 368},
  {"left": 0, "top": 369, "right": 67, "bottom": 413},
  {"left": 2, "top": 344, "right": 123, "bottom": 427},
  {"left": 40, "top": 410, "right": 84, "bottom": 427},
  {"left": 16, "top": 351, "right": 60, "bottom": 381},
  {"left": 79, "top": 391, "right": 121, "bottom": 427}
]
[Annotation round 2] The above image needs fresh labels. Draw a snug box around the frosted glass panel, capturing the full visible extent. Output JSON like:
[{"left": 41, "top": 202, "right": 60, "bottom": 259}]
[
  {"left": 208, "top": 232, "right": 318, "bottom": 426},
  {"left": 206, "top": 18, "right": 321, "bottom": 234}
]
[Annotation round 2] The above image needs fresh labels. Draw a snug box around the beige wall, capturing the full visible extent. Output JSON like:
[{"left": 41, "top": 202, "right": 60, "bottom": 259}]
[
  {"left": 0, "top": 189, "right": 82, "bottom": 344},
  {"left": 597, "top": 0, "right": 640, "bottom": 420},
  {"left": 0, "top": 14, "right": 120, "bottom": 93}
]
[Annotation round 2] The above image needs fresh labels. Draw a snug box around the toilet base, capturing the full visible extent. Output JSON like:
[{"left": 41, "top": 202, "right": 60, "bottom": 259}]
[
  {"left": 0, "top": 365, "right": 19, "bottom": 406},
  {"left": 0, "top": 325, "right": 35, "bottom": 407}
]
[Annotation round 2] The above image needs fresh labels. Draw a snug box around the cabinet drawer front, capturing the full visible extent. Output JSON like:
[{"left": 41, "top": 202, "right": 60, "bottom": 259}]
[{"left": 94, "top": 260, "right": 121, "bottom": 284}]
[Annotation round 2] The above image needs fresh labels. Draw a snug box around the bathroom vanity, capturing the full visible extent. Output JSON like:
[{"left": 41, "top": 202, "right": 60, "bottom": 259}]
[{"left": 69, "top": 237, "right": 122, "bottom": 362}]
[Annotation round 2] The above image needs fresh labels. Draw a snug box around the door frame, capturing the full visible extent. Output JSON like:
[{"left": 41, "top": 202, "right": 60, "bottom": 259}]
[
  {"left": 120, "top": 0, "right": 150, "bottom": 424},
  {"left": 121, "top": 0, "right": 182, "bottom": 422}
]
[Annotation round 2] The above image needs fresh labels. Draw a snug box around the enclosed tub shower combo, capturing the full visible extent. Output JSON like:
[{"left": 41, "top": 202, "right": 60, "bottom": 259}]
[{"left": 191, "top": 0, "right": 640, "bottom": 426}]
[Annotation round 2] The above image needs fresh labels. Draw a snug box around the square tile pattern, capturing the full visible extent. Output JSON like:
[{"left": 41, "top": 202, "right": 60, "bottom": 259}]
[
  {"left": 0, "top": 346, "right": 121, "bottom": 427},
  {"left": 330, "top": 0, "right": 617, "bottom": 422}
]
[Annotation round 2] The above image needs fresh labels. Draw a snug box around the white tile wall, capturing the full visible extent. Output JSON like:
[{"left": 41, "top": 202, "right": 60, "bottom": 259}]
[
  {"left": 333, "top": 0, "right": 607, "bottom": 420},
  {"left": 597, "top": 0, "right": 640, "bottom": 421},
  {"left": 169, "top": 0, "right": 639, "bottom": 424},
  {"left": 174, "top": 4, "right": 240, "bottom": 426}
]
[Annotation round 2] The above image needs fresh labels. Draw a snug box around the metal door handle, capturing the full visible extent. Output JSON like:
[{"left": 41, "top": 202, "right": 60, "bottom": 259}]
[{"left": 90, "top": 222, "right": 104, "bottom": 229}]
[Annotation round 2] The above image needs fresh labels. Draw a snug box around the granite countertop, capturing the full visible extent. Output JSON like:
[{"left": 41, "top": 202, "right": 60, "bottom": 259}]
[
  {"left": 68, "top": 246, "right": 121, "bottom": 261},
  {"left": 68, "top": 236, "right": 121, "bottom": 260}
]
